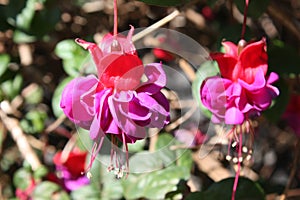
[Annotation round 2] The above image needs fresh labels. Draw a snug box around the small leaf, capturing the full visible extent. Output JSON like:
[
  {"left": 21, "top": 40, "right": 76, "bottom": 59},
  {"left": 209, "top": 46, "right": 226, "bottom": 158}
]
[
  {"left": 137, "top": 0, "right": 191, "bottom": 6},
  {"left": 1, "top": 74, "right": 23, "bottom": 100},
  {"left": 33, "top": 165, "right": 48, "bottom": 180},
  {"left": 192, "top": 61, "right": 219, "bottom": 118},
  {"left": 13, "top": 29, "right": 36, "bottom": 43},
  {"left": 55, "top": 40, "right": 88, "bottom": 77},
  {"left": 23, "top": 84, "right": 43, "bottom": 104},
  {"left": 0, "top": 54, "right": 10, "bottom": 78},
  {"left": 13, "top": 168, "right": 32, "bottom": 190},
  {"left": 20, "top": 110, "right": 47, "bottom": 134}
]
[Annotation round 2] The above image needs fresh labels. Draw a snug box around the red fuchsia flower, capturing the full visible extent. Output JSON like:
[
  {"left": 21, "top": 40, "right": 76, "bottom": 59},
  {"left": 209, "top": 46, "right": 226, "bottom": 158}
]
[
  {"left": 200, "top": 39, "right": 279, "bottom": 125},
  {"left": 60, "top": 26, "right": 170, "bottom": 178},
  {"left": 282, "top": 94, "right": 300, "bottom": 137},
  {"left": 53, "top": 150, "right": 90, "bottom": 191},
  {"left": 200, "top": 38, "right": 279, "bottom": 200},
  {"left": 152, "top": 34, "right": 175, "bottom": 62}
]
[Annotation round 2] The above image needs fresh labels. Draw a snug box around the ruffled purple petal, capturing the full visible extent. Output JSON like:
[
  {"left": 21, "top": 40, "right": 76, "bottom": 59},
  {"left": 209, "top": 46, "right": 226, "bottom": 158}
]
[
  {"left": 108, "top": 91, "right": 146, "bottom": 140},
  {"left": 137, "top": 63, "right": 166, "bottom": 94},
  {"left": 60, "top": 75, "right": 98, "bottom": 129}
]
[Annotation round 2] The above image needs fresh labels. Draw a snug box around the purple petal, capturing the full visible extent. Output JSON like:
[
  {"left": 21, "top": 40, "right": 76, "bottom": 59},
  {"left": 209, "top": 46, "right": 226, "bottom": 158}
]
[
  {"left": 225, "top": 107, "right": 244, "bottom": 125},
  {"left": 108, "top": 92, "right": 146, "bottom": 140},
  {"left": 64, "top": 176, "right": 90, "bottom": 191},
  {"left": 137, "top": 63, "right": 166, "bottom": 94},
  {"left": 60, "top": 75, "right": 98, "bottom": 129}
]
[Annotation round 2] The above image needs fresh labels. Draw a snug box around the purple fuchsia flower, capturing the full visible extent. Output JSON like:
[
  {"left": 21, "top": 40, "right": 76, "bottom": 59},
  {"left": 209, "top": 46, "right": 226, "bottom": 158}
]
[
  {"left": 200, "top": 38, "right": 279, "bottom": 200},
  {"left": 200, "top": 39, "right": 279, "bottom": 125},
  {"left": 282, "top": 94, "right": 300, "bottom": 137},
  {"left": 53, "top": 150, "right": 90, "bottom": 191},
  {"left": 60, "top": 26, "right": 170, "bottom": 178}
]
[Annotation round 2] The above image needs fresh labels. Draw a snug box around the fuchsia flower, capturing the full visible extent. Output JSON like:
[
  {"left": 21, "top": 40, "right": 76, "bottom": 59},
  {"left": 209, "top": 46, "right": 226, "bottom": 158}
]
[
  {"left": 200, "top": 39, "right": 279, "bottom": 124},
  {"left": 60, "top": 26, "right": 170, "bottom": 177},
  {"left": 282, "top": 94, "right": 300, "bottom": 137},
  {"left": 53, "top": 150, "right": 90, "bottom": 191}
]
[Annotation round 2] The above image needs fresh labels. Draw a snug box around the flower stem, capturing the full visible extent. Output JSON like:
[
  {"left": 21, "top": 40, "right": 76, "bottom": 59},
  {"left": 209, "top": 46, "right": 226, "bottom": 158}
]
[
  {"left": 113, "top": 0, "right": 118, "bottom": 36},
  {"left": 231, "top": 127, "right": 243, "bottom": 200},
  {"left": 241, "top": 0, "right": 249, "bottom": 39}
]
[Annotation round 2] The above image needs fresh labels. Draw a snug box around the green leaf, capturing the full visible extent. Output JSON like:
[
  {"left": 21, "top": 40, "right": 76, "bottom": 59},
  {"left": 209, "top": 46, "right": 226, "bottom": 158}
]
[
  {"left": 13, "top": 29, "right": 36, "bottom": 43},
  {"left": 32, "top": 181, "right": 70, "bottom": 200},
  {"left": 127, "top": 139, "right": 146, "bottom": 153},
  {"left": 155, "top": 133, "right": 193, "bottom": 169},
  {"left": 186, "top": 177, "right": 265, "bottom": 200},
  {"left": 234, "top": 0, "right": 270, "bottom": 19},
  {"left": 55, "top": 40, "right": 88, "bottom": 77},
  {"left": 155, "top": 133, "right": 177, "bottom": 167},
  {"left": 33, "top": 165, "right": 48, "bottom": 180},
  {"left": 52, "top": 77, "right": 73, "bottom": 118},
  {"left": 129, "top": 151, "right": 164, "bottom": 173},
  {"left": 20, "top": 110, "right": 47, "bottom": 134},
  {"left": 175, "top": 147, "right": 193, "bottom": 169},
  {"left": 0, "top": 74, "right": 23, "bottom": 100},
  {"left": 100, "top": 166, "right": 123, "bottom": 200},
  {"left": 192, "top": 61, "right": 219, "bottom": 118},
  {"left": 0, "top": 54, "right": 10, "bottom": 78},
  {"left": 24, "top": 84, "right": 43, "bottom": 104},
  {"left": 137, "top": 0, "right": 191, "bottom": 6},
  {"left": 71, "top": 185, "right": 100, "bottom": 200},
  {"left": 123, "top": 166, "right": 190, "bottom": 200},
  {"left": 15, "top": 0, "right": 36, "bottom": 31},
  {"left": 13, "top": 168, "right": 32, "bottom": 190}
]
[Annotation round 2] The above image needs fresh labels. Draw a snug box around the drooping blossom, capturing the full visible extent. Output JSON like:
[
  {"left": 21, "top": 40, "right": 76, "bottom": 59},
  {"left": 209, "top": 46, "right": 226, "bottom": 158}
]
[
  {"left": 282, "top": 94, "right": 300, "bottom": 137},
  {"left": 200, "top": 38, "right": 279, "bottom": 125},
  {"left": 60, "top": 26, "right": 170, "bottom": 178},
  {"left": 52, "top": 149, "right": 90, "bottom": 191},
  {"left": 199, "top": 38, "right": 279, "bottom": 200}
]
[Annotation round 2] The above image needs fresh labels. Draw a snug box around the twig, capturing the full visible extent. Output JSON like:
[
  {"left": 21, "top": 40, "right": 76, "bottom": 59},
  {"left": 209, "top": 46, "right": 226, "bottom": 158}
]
[
  {"left": 61, "top": 133, "right": 77, "bottom": 163},
  {"left": 267, "top": 1, "right": 300, "bottom": 42},
  {"left": 148, "top": 128, "right": 159, "bottom": 152},
  {"left": 280, "top": 138, "right": 300, "bottom": 200},
  {"left": 165, "top": 102, "right": 198, "bottom": 132},
  {"left": 178, "top": 59, "right": 196, "bottom": 82},
  {"left": 132, "top": 9, "right": 180, "bottom": 42},
  {"left": 45, "top": 114, "right": 66, "bottom": 134},
  {"left": 0, "top": 109, "right": 41, "bottom": 170},
  {"left": 192, "top": 149, "right": 231, "bottom": 182}
]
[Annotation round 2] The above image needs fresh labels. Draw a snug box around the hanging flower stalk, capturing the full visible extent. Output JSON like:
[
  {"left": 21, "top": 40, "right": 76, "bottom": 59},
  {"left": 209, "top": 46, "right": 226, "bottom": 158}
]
[
  {"left": 60, "top": 0, "right": 169, "bottom": 178},
  {"left": 199, "top": 0, "right": 279, "bottom": 199}
]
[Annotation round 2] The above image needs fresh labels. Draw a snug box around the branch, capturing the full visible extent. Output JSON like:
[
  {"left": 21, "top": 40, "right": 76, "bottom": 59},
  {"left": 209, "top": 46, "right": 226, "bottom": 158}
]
[
  {"left": 267, "top": 1, "right": 300, "bottom": 42},
  {"left": 0, "top": 109, "right": 41, "bottom": 170}
]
